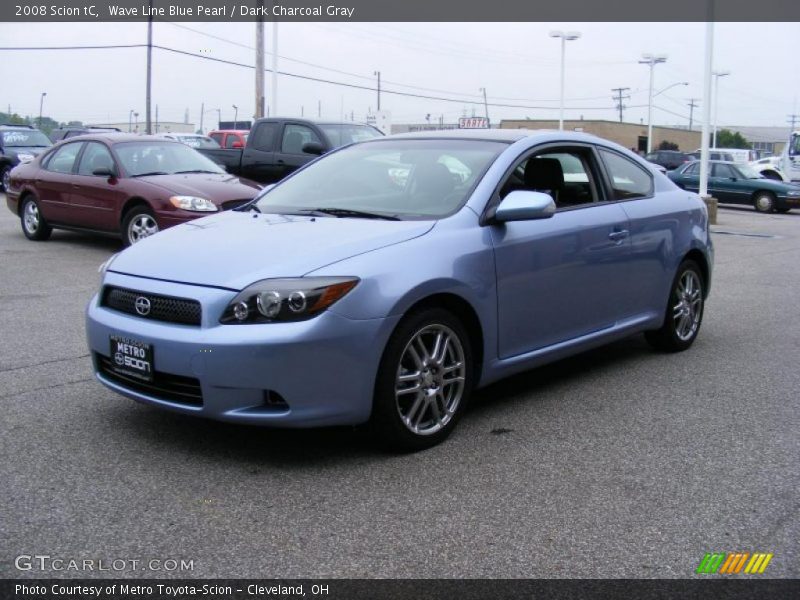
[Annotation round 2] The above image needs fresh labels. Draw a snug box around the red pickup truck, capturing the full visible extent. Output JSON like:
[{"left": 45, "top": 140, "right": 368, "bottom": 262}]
[{"left": 208, "top": 130, "right": 249, "bottom": 149}]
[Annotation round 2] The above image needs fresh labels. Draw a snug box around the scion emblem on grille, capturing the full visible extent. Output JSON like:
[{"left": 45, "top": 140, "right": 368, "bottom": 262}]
[{"left": 134, "top": 296, "right": 152, "bottom": 316}]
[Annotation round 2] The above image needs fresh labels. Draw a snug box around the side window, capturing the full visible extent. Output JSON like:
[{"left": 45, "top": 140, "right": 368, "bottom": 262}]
[
  {"left": 250, "top": 123, "right": 278, "bottom": 151},
  {"left": 281, "top": 124, "right": 322, "bottom": 154},
  {"left": 713, "top": 163, "right": 734, "bottom": 178},
  {"left": 500, "top": 148, "right": 599, "bottom": 209},
  {"left": 209, "top": 133, "right": 223, "bottom": 145},
  {"left": 45, "top": 142, "right": 83, "bottom": 174},
  {"left": 77, "top": 142, "right": 115, "bottom": 176},
  {"left": 599, "top": 149, "right": 653, "bottom": 200},
  {"left": 684, "top": 162, "right": 699, "bottom": 176}
]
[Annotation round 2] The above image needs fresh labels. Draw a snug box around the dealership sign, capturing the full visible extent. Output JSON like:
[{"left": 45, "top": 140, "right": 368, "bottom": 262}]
[{"left": 459, "top": 117, "right": 489, "bottom": 129}]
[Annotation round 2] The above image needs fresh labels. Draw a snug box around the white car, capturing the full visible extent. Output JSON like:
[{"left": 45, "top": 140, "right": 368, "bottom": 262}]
[{"left": 153, "top": 133, "right": 221, "bottom": 150}]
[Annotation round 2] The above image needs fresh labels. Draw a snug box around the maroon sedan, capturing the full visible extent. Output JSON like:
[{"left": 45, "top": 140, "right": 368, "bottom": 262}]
[{"left": 5, "top": 133, "right": 262, "bottom": 246}]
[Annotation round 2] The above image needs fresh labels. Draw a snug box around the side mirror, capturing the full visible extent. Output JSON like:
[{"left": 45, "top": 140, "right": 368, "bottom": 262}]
[
  {"left": 494, "top": 191, "right": 556, "bottom": 222},
  {"left": 231, "top": 141, "right": 244, "bottom": 149},
  {"left": 92, "top": 167, "right": 115, "bottom": 178},
  {"left": 302, "top": 141, "right": 326, "bottom": 156}
]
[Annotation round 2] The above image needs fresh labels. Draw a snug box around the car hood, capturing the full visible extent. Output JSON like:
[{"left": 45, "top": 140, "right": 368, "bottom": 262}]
[
  {"left": 135, "top": 172, "right": 262, "bottom": 205},
  {"left": 109, "top": 210, "right": 435, "bottom": 290}
]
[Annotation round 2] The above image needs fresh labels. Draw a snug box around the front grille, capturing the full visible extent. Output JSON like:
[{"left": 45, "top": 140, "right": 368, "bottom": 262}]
[
  {"left": 96, "top": 354, "right": 203, "bottom": 406},
  {"left": 102, "top": 286, "right": 201, "bottom": 326},
  {"left": 221, "top": 199, "right": 251, "bottom": 211}
]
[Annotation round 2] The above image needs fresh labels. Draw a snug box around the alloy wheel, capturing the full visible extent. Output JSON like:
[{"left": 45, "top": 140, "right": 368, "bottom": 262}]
[
  {"left": 128, "top": 214, "right": 158, "bottom": 244},
  {"left": 673, "top": 270, "right": 702, "bottom": 342},
  {"left": 395, "top": 324, "right": 466, "bottom": 436},
  {"left": 23, "top": 201, "right": 40, "bottom": 234}
]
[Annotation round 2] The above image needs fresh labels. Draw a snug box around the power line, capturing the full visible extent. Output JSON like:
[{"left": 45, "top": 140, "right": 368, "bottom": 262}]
[{"left": 0, "top": 44, "right": 623, "bottom": 112}]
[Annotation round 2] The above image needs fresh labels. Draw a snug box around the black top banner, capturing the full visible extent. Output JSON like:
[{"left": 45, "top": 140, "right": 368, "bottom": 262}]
[{"left": 3, "top": 0, "right": 800, "bottom": 22}]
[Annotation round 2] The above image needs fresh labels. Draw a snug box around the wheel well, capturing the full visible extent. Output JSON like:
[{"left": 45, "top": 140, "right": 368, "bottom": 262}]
[
  {"left": 120, "top": 197, "right": 152, "bottom": 225},
  {"left": 683, "top": 249, "right": 710, "bottom": 298},
  {"left": 402, "top": 293, "right": 485, "bottom": 383}
]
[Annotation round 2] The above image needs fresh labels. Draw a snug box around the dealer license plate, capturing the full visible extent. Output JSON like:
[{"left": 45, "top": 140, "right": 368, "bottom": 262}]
[{"left": 109, "top": 335, "right": 154, "bottom": 382}]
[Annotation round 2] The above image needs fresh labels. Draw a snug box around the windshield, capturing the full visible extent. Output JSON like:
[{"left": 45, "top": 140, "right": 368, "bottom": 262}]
[
  {"left": 176, "top": 135, "right": 221, "bottom": 149},
  {"left": 254, "top": 139, "right": 505, "bottom": 219},
  {"left": 318, "top": 124, "right": 384, "bottom": 148},
  {"left": 2, "top": 129, "right": 52, "bottom": 147},
  {"left": 737, "top": 165, "right": 762, "bottom": 179},
  {"left": 114, "top": 142, "right": 226, "bottom": 176},
  {"left": 791, "top": 133, "right": 800, "bottom": 156}
]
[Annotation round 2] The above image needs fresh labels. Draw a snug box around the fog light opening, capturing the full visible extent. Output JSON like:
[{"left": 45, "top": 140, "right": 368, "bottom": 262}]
[{"left": 263, "top": 390, "right": 289, "bottom": 410}]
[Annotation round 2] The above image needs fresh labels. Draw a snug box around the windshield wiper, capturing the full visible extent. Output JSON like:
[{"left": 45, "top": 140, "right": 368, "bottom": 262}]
[
  {"left": 131, "top": 171, "right": 169, "bottom": 177},
  {"left": 299, "top": 208, "right": 400, "bottom": 221},
  {"left": 174, "top": 169, "right": 220, "bottom": 174}
]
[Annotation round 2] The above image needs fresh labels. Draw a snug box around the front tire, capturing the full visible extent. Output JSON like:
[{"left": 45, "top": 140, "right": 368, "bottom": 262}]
[
  {"left": 122, "top": 206, "right": 159, "bottom": 246},
  {"left": 645, "top": 260, "right": 705, "bottom": 352},
  {"left": 20, "top": 196, "right": 52, "bottom": 241},
  {"left": 370, "top": 308, "right": 473, "bottom": 451},
  {"left": 753, "top": 192, "right": 776, "bottom": 213},
  {"left": 1, "top": 165, "right": 11, "bottom": 192}
]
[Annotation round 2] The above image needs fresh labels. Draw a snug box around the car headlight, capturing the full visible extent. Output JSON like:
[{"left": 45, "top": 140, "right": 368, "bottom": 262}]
[
  {"left": 169, "top": 195, "right": 218, "bottom": 212},
  {"left": 98, "top": 253, "right": 119, "bottom": 286},
  {"left": 785, "top": 190, "right": 800, "bottom": 197},
  {"left": 220, "top": 277, "right": 359, "bottom": 324},
  {"left": 16, "top": 153, "right": 35, "bottom": 163}
]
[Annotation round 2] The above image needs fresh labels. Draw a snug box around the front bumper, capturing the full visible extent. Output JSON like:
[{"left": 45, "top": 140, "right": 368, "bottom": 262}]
[{"left": 86, "top": 272, "right": 399, "bottom": 427}]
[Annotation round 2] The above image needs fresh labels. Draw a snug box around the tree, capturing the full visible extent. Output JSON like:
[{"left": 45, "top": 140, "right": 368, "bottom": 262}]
[
  {"left": 658, "top": 140, "right": 679, "bottom": 150},
  {"left": 715, "top": 129, "right": 750, "bottom": 149}
]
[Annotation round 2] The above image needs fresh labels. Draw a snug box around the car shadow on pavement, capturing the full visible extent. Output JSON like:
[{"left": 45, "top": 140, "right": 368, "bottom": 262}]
[
  {"left": 110, "top": 335, "right": 656, "bottom": 465},
  {"left": 47, "top": 229, "right": 123, "bottom": 251}
]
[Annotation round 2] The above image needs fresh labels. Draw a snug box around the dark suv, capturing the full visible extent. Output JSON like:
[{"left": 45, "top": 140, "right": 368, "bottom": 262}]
[
  {"left": 0, "top": 124, "right": 53, "bottom": 192},
  {"left": 50, "top": 126, "right": 122, "bottom": 143},
  {"left": 644, "top": 150, "right": 693, "bottom": 171}
]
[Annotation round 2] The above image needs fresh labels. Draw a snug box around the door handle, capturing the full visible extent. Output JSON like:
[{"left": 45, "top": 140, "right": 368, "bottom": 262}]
[
  {"left": 276, "top": 159, "right": 285, "bottom": 165},
  {"left": 608, "top": 230, "right": 629, "bottom": 242}
]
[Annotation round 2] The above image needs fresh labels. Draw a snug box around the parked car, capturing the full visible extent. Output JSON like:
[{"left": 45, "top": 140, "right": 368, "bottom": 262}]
[
  {"left": 50, "top": 126, "right": 122, "bottom": 143},
  {"left": 667, "top": 160, "right": 800, "bottom": 213},
  {"left": 688, "top": 150, "right": 735, "bottom": 162},
  {"left": 5, "top": 133, "right": 262, "bottom": 246},
  {"left": 208, "top": 129, "right": 249, "bottom": 149},
  {"left": 154, "top": 133, "right": 221, "bottom": 150},
  {"left": 198, "top": 118, "right": 384, "bottom": 183},
  {"left": 0, "top": 124, "right": 52, "bottom": 191},
  {"left": 644, "top": 150, "right": 693, "bottom": 171},
  {"left": 86, "top": 129, "right": 713, "bottom": 450}
]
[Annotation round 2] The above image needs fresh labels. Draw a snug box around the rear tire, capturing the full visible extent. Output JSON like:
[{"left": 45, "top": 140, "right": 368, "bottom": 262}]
[
  {"left": 645, "top": 260, "right": 705, "bottom": 353},
  {"left": 121, "top": 205, "right": 159, "bottom": 247},
  {"left": 753, "top": 192, "right": 776, "bottom": 213},
  {"left": 369, "top": 308, "right": 473, "bottom": 452},
  {"left": 19, "top": 195, "right": 52, "bottom": 241}
]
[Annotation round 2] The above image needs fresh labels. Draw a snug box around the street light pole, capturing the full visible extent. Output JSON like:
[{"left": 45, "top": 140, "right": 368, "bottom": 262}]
[
  {"left": 550, "top": 31, "right": 581, "bottom": 131},
  {"left": 38, "top": 92, "right": 47, "bottom": 127},
  {"left": 712, "top": 70, "right": 730, "bottom": 148},
  {"left": 639, "top": 53, "right": 668, "bottom": 153},
  {"left": 129, "top": 109, "right": 134, "bottom": 133},
  {"left": 232, "top": 105, "right": 238, "bottom": 129}
]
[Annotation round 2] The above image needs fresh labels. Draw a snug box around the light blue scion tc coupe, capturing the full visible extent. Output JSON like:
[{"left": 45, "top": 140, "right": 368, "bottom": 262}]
[{"left": 86, "top": 129, "right": 713, "bottom": 450}]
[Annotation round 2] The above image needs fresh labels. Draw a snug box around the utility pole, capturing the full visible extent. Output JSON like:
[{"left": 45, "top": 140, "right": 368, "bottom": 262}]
[
  {"left": 200, "top": 102, "right": 204, "bottom": 133},
  {"left": 479, "top": 87, "right": 490, "bottom": 126},
  {"left": 374, "top": 71, "right": 381, "bottom": 111},
  {"left": 687, "top": 98, "right": 699, "bottom": 130},
  {"left": 318, "top": 100, "right": 321, "bottom": 118},
  {"left": 216, "top": 108, "right": 221, "bottom": 129},
  {"left": 788, "top": 114, "right": 799, "bottom": 130},
  {"left": 255, "top": 13, "right": 265, "bottom": 118},
  {"left": 611, "top": 87, "right": 630, "bottom": 123},
  {"left": 145, "top": 0, "right": 153, "bottom": 134},
  {"left": 155, "top": 104, "right": 159, "bottom": 133}
]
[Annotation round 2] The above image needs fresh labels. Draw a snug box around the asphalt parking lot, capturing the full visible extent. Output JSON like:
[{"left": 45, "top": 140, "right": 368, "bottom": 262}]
[{"left": 1, "top": 196, "right": 798, "bottom": 579}]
